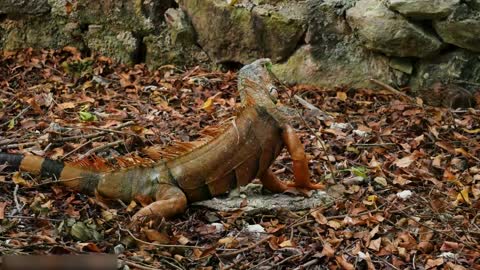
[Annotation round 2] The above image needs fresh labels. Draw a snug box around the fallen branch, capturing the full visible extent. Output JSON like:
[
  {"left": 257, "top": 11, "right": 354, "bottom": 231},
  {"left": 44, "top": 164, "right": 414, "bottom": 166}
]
[
  {"left": 369, "top": 78, "right": 415, "bottom": 103},
  {"left": 0, "top": 105, "right": 31, "bottom": 128},
  {"left": 77, "top": 140, "right": 124, "bottom": 160}
]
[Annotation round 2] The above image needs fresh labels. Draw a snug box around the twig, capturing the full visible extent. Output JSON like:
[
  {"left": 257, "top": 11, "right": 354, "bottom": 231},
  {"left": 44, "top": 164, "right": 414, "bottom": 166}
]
[
  {"left": 0, "top": 141, "right": 44, "bottom": 150},
  {"left": 352, "top": 143, "right": 396, "bottom": 147},
  {"left": 369, "top": 79, "right": 415, "bottom": 103},
  {"left": 272, "top": 254, "right": 302, "bottom": 267},
  {"left": 121, "top": 260, "right": 162, "bottom": 270},
  {"left": 218, "top": 235, "right": 273, "bottom": 257},
  {"left": 78, "top": 140, "right": 124, "bottom": 159},
  {"left": 52, "top": 132, "right": 104, "bottom": 143},
  {"left": 292, "top": 258, "right": 319, "bottom": 270},
  {"left": 0, "top": 105, "right": 31, "bottom": 127},
  {"left": 62, "top": 137, "right": 101, "bottom": 159},
  {"left": 13, "top": 184, "right": 23, "bottom": 214},
  {"left": 0, "top": 138, "right": 18, "bottom": 146},
  {"left": 6, "top": 215, "right": 62, "bottom": 222},
  {"left": 293, "top": 95, "right": 322, "bottom": 113}
]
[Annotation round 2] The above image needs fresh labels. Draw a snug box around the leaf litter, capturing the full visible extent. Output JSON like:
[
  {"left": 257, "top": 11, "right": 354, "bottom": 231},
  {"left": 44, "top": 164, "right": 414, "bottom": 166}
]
[{"left": 0, "top": 48, "right": 479, "bottom": 269}]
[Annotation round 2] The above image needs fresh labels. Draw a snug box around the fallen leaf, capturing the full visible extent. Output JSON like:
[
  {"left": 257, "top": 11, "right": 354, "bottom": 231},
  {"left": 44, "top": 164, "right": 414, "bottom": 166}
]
[
  {"left": 0, "top": 202, "right": 7, "bottom": 219},
  {"left": 336, "top": 91, "right": 347, "bottom": 101},
  {"left": 335, "top": 255, "right": 355, "bottom": 270},
  {"left": 321, "top": 242, "right": 335, "bottom": 257},
  {"left": 425, "top": 258, "right": 444, "bottom": 269},
  {"left": 368, "top": 238, "right": 381, "bottom": 251},
  {"left": 394, "top": 155, "right": 415, "bottom": 168}
]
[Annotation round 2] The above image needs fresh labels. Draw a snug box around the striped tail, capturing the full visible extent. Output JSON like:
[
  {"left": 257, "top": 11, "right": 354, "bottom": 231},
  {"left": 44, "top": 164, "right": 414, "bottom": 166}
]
[{"left": 0, "top": 153, "right": 100, "bottom": 192}]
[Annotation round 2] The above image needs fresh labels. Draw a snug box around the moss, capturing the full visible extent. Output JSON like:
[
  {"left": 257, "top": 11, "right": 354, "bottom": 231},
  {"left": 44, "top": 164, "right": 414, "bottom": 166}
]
[
  {"left": 85, "top": 29, "right": 138, "bottom": 64},
  {"left": 2, "top": 16, "right": 83, "bottom": 50}
]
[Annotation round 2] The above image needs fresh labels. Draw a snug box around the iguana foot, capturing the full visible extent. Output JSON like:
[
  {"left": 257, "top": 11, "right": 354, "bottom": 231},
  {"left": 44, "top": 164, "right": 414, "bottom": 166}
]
[
  {"left": 131, "top": 185, "right": 187, "bottom": 222},
  {"left": 286, "top": 181, "right": 325, "bottom": 191}
]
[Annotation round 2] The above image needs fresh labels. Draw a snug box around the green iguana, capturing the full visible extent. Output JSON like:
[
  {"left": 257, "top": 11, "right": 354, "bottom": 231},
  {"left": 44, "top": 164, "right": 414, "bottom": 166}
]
[{"left": 0, "top": 59, "right": 324, "bottom": 221}]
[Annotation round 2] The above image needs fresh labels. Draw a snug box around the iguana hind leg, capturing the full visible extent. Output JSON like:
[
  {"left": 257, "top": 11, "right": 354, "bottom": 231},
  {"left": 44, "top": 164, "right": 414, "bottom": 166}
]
[
  {"left": 260, "top": 168, "right": 289, "bottom": 193},
  {"left": 282, "top": 124, "right": 325, "bottom": 190},
  {"left": 132, "top": 184, "right": 187, "bottom": 221}
]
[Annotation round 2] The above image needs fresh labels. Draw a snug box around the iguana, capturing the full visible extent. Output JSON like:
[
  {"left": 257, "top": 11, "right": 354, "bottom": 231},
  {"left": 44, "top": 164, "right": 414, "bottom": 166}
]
[{"left": 0, "top": 59, "right": 324, "bottom": 221}]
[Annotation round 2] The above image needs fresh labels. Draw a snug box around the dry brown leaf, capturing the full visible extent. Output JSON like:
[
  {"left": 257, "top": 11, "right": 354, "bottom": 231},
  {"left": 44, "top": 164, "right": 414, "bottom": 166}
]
[
  {"left": 335, "top": 255, "right": 355, "bottom": 270},
  {"left": 368, "top": 238, "right": 381, "bottom": 251},
  {"left": 425, "top": 258, "right": 444, "bottom": 269}
]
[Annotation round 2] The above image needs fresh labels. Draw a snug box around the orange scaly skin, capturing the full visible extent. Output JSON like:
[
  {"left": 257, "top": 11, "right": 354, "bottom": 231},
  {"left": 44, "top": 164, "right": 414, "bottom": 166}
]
[{"left": 0, "top": 59, "right": 324, "bottom": 221}]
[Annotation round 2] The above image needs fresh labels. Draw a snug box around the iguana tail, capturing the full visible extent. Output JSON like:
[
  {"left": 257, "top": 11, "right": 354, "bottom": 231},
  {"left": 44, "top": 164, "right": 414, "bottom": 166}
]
[{"left": 0, "top": 153, "right": 100, "bottom": 193}]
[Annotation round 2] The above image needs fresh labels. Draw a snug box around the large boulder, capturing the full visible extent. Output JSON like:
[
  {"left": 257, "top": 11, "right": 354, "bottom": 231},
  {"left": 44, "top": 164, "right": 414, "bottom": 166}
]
[
  {"left": 84, "top": 26, "right": 139, "bottom": 65},
  {"left": 0, "top": 16, "right": 83, "bottom": 51},
  {"left": 178, "top": 0, "right": 307, "bottom": 64},
  {"left": 69, "top": 0, "right": 155, "bottom": 34},
  {"left": 433, "top": 5, "right": 480, "bottom": 52},
  {"left": 410, "top": 49, "right": 480, "bottom": 104},
  {"left": 144, "top": 8, "right": 209, "bottom": 69},
  {"left": 346, "top": 0, "right": 443, "bottom": 57},
  {"left": 273, "top": 0, "right": 408, "bottom": 89},
  {"left": 0, "top": 0, "right": 51, "bottom": 16},
  {"left": 387, "top": 0, "right": 460, "bottom": 20}
]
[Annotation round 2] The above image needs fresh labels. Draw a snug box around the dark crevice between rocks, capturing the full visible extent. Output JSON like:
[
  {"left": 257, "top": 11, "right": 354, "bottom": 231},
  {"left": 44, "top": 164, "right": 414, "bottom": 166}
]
[
  {"left": 294, "top": 29, "right": 307, "bottom": 52},
  {"left": 218, "top": 61, "right": 243, "bottom": 72},
  {"left": 0, "top": 14, "right": 7, "bottom": 23},
  {"left": 79, "top": 23, "right": 89, "bottom": 33},
  {"left": 132, "top": 33, "right": 147, "bottom": 64}
]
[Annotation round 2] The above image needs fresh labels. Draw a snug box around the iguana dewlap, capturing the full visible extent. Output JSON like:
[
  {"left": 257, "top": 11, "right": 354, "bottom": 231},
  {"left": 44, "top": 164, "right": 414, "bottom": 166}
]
[{"left": 0, "top": 59, "right": 324, "bottom": 221}]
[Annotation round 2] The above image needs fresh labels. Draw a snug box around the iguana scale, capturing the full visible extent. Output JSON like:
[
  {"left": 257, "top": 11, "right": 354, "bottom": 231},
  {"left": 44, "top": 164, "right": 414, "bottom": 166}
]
[{"left": 0, "top": 59, "right": 324, "bottom": 221}]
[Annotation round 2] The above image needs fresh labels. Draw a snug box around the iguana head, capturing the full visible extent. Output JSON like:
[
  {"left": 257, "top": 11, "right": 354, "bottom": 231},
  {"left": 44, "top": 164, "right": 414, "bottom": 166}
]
[{"left": 238, "top": 58, "right": 281, "bottom": 107}]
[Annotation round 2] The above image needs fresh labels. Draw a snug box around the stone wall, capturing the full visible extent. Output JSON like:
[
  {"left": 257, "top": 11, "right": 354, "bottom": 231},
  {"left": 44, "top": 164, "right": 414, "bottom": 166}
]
[{"left": 1, "top": 0, "right": 479, "bottom": 106}]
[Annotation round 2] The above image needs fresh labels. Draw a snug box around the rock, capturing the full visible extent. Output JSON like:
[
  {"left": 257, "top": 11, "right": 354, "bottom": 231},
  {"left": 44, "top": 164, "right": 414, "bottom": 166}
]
[
  {"left": 387, "top": 0, "right": 459, "bottom": 20},
  {"left": 85, "top": 28, "right": 139, "bottom": 65},
  {"left": 193, "top": 187, "right": 333, "bottom": 214},
  {"left": 72, "top": 0, "right": 155, "bottom": 34},
  {"left": 411, "top": 49, "right": 480, "bottom": 106},
  {"left": 164, "top": 8, "right": 196, "bottom": 46},
  {"left": 0, "top": 0, "right": 51, "bottom": 16},
  {"left": 144, "top": 32, "right": 209, "bottom": 70},
  {"left": 465, "top": 0, "right": 480, "bottom": 10},
  {"left": 179, "top": 0, "right": 307, "bottom": 63},
  {"left": 389, "top": 57, "right": 413, "bottom": 74},
  {"left": 433, "top": 5, "right": 480, "bottom": 52},
  {"left": 273, "top": 0, "right": 408, "bottom": 89},
  {"left": 0, "top": 16, "right": 83, "bottom": 50},
  {"left": 346, "top": 0, "right": 443, "bottom": 57}
]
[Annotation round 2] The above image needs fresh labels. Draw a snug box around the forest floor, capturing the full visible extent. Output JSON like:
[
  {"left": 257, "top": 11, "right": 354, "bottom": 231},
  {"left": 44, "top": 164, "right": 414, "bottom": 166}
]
[{"left": 0, "top": 48, "right": 479, "bottom": 269}]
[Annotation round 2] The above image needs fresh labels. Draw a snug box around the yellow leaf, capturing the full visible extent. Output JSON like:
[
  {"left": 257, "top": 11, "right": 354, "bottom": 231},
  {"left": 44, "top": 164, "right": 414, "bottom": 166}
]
[
  {"left": 8, "top": 119, "right": 15, "bottom": 129},
  {"left": 279, "top": 240, "right": 295, "bottom": 248},
  {"left": 367, "top": 195, "right": 378, "bottom": 203},
  {"left": 462, "top": 128, "right": 480, "bottom": 134},
  {"left": 126, "top": 200, "right": 137, "bottom": 212},
  {"left": 12, "top": 172, "right": 31, "bottom": 187},
  {"left": 336, "top": 91, "right": 347, "bottom": 101},
  {"left": 200, "top": 93, "right": 221, "bottom": 112},
  {"left": 455, "top": 187, "right": 471, "bottom": 205},
  {"left": 201, "top": 97, "right": 214, "bottom": 111}
]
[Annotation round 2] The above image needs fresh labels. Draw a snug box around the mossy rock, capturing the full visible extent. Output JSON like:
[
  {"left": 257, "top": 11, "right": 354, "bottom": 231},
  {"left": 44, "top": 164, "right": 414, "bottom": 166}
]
[{"left": 179, "top": 0, "right": 307, "bottom": 63}]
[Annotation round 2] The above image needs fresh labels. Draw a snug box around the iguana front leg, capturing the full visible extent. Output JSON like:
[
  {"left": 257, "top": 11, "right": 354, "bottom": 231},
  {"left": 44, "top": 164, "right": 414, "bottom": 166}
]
[
  {"left": 260, "top": 168, "right": 289, "bottom": 192},
  {"left": 281, "top": 124, "right": 325, "bottom": 190},
  {"left": 132, "top": 184, "right": 187, "bottom": 221}
]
